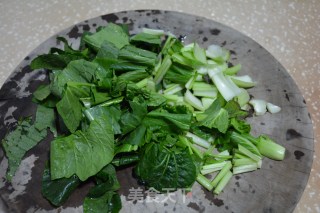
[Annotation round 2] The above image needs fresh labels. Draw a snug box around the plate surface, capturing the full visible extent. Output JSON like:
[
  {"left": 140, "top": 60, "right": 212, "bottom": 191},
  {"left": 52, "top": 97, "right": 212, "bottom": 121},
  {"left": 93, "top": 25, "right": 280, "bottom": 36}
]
[{"left": 0, "top": 10, "right": 314, "bottom": 213}]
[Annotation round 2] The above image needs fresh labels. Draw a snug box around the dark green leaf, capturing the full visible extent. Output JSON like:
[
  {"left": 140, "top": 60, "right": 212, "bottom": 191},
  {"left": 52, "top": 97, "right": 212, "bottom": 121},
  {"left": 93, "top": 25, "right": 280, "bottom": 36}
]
[
  {"left": 122, "top": 124, "right": 147, "bottom": 146},
  {"left": 120, "top": 101, "right": 148, "bottom": 134},
  {"left": 135, "top": 143, "right": 197, "bottom": 191},
  {"left": 50, "top": 115, "right": 114, "bottom": 181},
  {"left": 164, "top": 64, "right": 194, "bottom": 84},
  {"left": 33, "top": 84, "right": 51, "bottom": 101},
  {"left": 56, "top": 87, "right": 83, "bottom": 133},
  {"left": 2, "top": 118, "right": 47, "bottom": 181},
  {"left": 50, "top": 59, "right": 108, "bottom": 97},
  {"left": 96, "top": 41, "right": 120, "bottom": 59},
  {"left": 56, "top": 36, "right": 89, "bottom": 58},
  {"left": 83, "top": 23, "right": 129, "bottom": 50},
  {"left": 34, "top": 105, "right": 57, "bottom": 136},
  {"left": 84, "top": 105, "right": 121, "bottom": 134},
  {"left": 83, "top": 191, "right": 121, "bottom": 213},
  {"left": 30, "top": 54, "right": 80, "bottom": 70},
  {"left": 95, "top": 164, "right": 120, "bottom": 187},
  {"left": 42, "top": 164, "right": 80, "bottom": 206}
]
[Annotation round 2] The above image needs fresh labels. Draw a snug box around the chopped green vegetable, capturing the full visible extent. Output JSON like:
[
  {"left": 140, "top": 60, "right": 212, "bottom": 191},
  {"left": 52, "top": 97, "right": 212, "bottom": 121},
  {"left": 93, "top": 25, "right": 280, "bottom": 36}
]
[{"left": 1, "top": 24, "right": 286, "bottom": 212}]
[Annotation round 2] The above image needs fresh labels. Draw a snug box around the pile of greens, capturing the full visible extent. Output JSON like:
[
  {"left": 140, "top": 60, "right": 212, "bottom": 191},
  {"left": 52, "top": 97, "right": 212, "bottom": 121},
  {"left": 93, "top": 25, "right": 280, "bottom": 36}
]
[{"left": 1, "top": 23, "right": 285, "bottom": 212}]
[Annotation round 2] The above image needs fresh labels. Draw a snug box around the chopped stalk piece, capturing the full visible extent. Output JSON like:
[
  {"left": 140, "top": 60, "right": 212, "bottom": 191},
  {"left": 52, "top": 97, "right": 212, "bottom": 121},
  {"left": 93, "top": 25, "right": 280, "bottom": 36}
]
[
  {"left": 190, "top": 144, "right": 204, "bottom": 159},
  {"left": 233, "top": 164, "right": 258, "bottom": 175},
  {"left": 186, "top": 132, "right": 210, "bottom": 148},
  {"left": 136, "top": 78, "right": 149, "bottom": 88},
  {"left": 236, "top": 89, "right": 250, "bottom": 107},
  {"left": 195, "top": 75, "right": 203, "bottom": 81},
  {"left": 163, "top": 84, "right": 184, "bottom": 95},
  {"left": 249, "top": 99, "right": 267, "bottom": 115},
  {"left": 224, "top": 64, "right": 242, "bottom": 75},
  {"left": 206, "top": 44, "right": 230, "bottom": 62},
  {"left": 193, "top": 90, "right": 218, "bottom": 98},
  {"left": 234, "top": 152, "right": 249, "bottom": 159},
  {"left": 193, "top": 43, "right": 207, "bottom": 64},
  {"left": 241, "top": 104, "right": 250, "bottom": 111},
  {"left": 208, "top": 65, "right": 242, "bottom": 101},
  {"left": 184, "top": 90, "right": 205, "bottom": 111},
  {"left": 146, "top": 78, "right": 156, "bottom": 92},
  {"left": 197, "top": 66, "right": 208, "bottom": 74},
  {"left": 230, "top": 75, "right": 256, "bottom": 88},
  {"left": 154, "top": 55, "right": 172, "bottom": 84},
  {"left": 266, "top": 102, "right": 281, "bottom": 114},
  {"left": 197, "top": 174, "right": 214, "bottom": 191},
  {"left": 232, "top": 158, "right": 256, "bottom": 167},
  {"left": 202, "top": 161, "right": 227, "bottom": 170},
  {"left": 185, "top": 73, "right": 199, "bottom": 90},
  {"left": 192, "top": 82, "right": 217, "bottom": 91},
  {"left": 238, "top": 145, "right": 262, "bottom": 162},
  {"left": 211, "top": 161, "right": 232, "bottom": 187},
  {"left": 213, "top": 170, "right": 232, "bottom": 194},
  {"left": 142, "top": 28, "right": 165, "bottom": 36},
  {"left": 181, "top": 43, "right": 195, "bottom": 52},
  {"left": 163, "top": 94, "right": 184, "bottom": 103},
  {"left": 257, "top": 135, "right": 285, "bottom": 160},
  {"left": 202, "top": 98, "right": 215, "bottom": 110}
]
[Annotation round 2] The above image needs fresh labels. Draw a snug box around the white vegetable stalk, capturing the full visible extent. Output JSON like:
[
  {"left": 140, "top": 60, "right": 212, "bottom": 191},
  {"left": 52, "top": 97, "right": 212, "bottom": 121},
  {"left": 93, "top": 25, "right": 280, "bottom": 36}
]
[
  {"left": 202, "top": 98, "right": 215, "bottom": 109},
  {"left": 230, "top": 75, "right": 256, "bottom": 88},
  {"left": 266, "top": 102, "right": 281, "bottom": 114},
  {"left": 185, "top": 73, "right": 198, "bottom": 90},
  {"left": 208, "top": 65, "right": 242, "bottom": 101},
  {"left": 249, "top": 99, "right": 267, "bottom": 115},
  {"left": 197, "top": 66, "right": 208, "bottom": 74},
  {"left": 193, "top": 43, "right": 207, "bottom": 64},
  {"left": 186, "top": 132, "right": 210, "bottom": 148},
  {"left": 184, "top": 90, "right": 205, "bottom": 111},
  {"left": 163, "top": 84, "right": 183, "bottom": 95},
  {"left": 237, "top": 89, "right": 250, "bottom": 107},
  {"left": 142, "top": 28, "right": 165, "bottom": 36},
  {"left": 163, "top": 94, "right": 184, "bottom": 103},
  {"left": 181, "top": 43, "right": 194, "bottom": 52},
  {"left": 206, "top": 44, "right": 230, "bottom": 61}
]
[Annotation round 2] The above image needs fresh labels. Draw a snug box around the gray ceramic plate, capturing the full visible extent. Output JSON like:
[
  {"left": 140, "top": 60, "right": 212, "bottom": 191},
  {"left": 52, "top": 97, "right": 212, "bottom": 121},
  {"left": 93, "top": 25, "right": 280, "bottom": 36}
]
[{"left": 0, "top": 10, "right": 314, "bottom": 213}]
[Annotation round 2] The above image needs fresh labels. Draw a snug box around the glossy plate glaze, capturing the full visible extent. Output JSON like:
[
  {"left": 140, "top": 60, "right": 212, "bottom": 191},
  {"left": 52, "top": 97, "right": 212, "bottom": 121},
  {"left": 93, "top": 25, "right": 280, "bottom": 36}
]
[{"left": 0, "top": 10, "right": 314, "bottom": 213}]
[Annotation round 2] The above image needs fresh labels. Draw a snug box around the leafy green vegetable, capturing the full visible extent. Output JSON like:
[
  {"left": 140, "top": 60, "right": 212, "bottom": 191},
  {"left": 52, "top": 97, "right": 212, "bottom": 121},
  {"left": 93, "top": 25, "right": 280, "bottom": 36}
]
[
  {"left": 2, "top": 23, "right": 286, "bottom": 212},
  {"left": 42, "top": 164, "right": 80, "bottom": 206},
  {"left": 34, "top": 105, "right": 57, "bottom": 136},
  {"left": 135, "top": 143, "right": 197, "bottom": 191},
  {"left": 56, "top": 87, "right": 83, "bottom": 133},
  {"left": 33, "top": 84, "right": 51, "bottom": 101},
  {"left": 2, "top": 104, "right": 57, "bottom": 181},
  {"left": 198, "top": 99, "right": 229, "bottom": 133},
  {"left": 84, "top": 164, "right": 122, "bottom": 213},
  {"left": 84, "top": 191, "right": 122, "bottom": 213},
  {"left": 83, "top": 23, "right": 129, "bottom": 50},
  {"left": 2, "top": 118, "right": 47, "bottom": 181},
  {"left": 50, "top": 115, "right": 114, "bottom": 181},
  {"left": 30, "top": 54, "right": 81, "bottom": 70}
]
